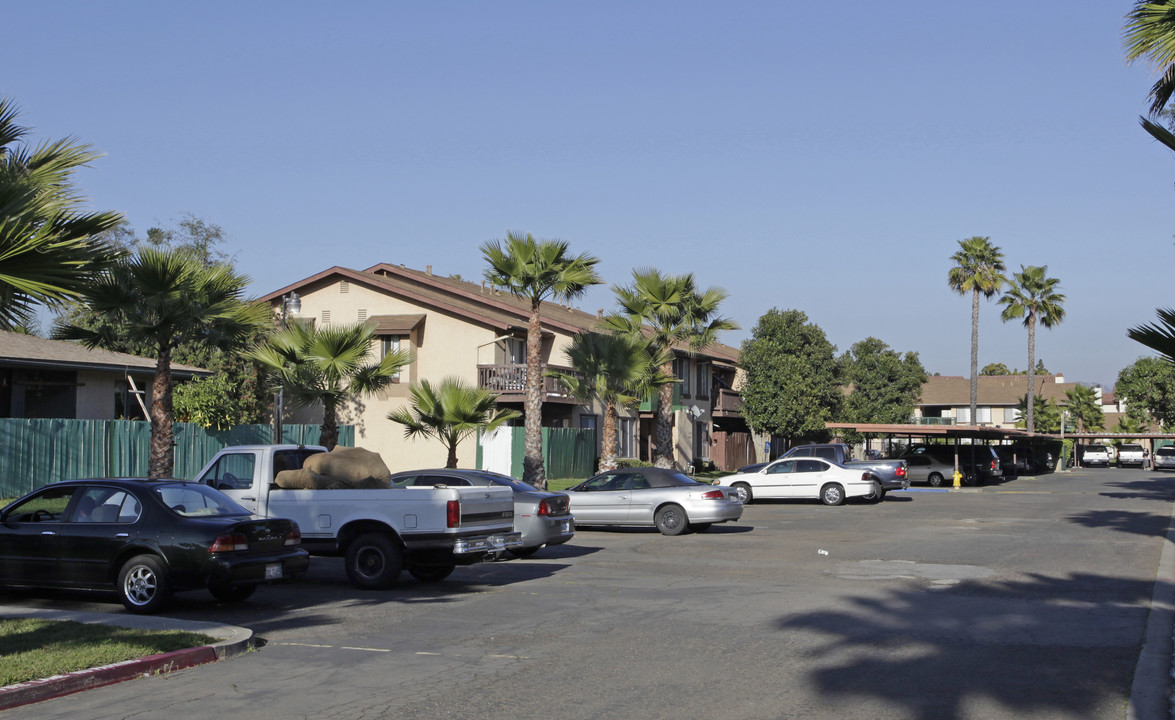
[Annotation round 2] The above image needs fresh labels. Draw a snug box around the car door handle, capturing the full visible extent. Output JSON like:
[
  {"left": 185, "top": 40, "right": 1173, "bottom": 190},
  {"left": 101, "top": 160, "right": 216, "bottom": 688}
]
[
  {"left": 41, "top": 531, "right": 54, "bottom": 535},
  {"left": 116, "top": 533, "right": 129, "bottom": 538},
  {"left": 241, "top": 497, "right": 256, "bottom": 502}
]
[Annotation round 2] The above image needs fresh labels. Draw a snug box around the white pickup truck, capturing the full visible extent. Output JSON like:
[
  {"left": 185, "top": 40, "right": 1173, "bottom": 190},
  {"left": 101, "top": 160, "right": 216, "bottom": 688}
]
[{"left": 192, "top": 445, "right": 521, "bottom": 588}]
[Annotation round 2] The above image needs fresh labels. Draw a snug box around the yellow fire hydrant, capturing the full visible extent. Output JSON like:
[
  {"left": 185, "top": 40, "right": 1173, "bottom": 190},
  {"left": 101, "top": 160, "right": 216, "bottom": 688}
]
[{"left": 952, "top": 470, "right": 963, "bottom": 489}]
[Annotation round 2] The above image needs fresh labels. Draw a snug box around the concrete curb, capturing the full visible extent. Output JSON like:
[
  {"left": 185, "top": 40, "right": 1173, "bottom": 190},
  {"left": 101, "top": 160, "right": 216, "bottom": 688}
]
[
  {"left": 1126, "top": 499, "right": 1175, "bottom": 720},
  {"left": 0, "top": 606, "right": 253, "bottom": 710}
]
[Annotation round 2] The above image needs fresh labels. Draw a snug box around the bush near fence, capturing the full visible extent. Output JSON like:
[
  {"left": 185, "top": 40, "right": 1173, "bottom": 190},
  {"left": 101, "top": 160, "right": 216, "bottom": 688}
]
[{"left": 0, "top": 419, "right": 353, "bottom": 498}]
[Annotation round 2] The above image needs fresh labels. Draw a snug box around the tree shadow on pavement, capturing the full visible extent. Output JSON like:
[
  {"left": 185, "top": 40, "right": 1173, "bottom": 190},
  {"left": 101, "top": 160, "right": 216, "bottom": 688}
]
[
  {"left": 775, "top": 572, "right": 1160, "bottom": 720},
  {"left": 1066, "top": 509, "right": 1172, "bottom": 539},
  {"left": 1100, "top": 478, "right": 1175, "bottom": 502}
]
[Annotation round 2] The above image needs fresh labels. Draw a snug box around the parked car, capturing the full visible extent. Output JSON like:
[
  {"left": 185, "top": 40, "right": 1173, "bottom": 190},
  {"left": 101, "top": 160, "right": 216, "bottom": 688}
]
[
  {"left": 903, "top": 444, "right": 1002, "bottom": 484},
  {"left": 737, "top": 462, "right": 769, "bottom": 474},
  {"left": 901, "top": 453, "right": 957, "bottom": 487},
  {"left": 994, "top": 446, "right": 1033, "bottom": 476},
  {"left": 566, "top": 468, "right": 743, "bottom": 535},
  {"left": 778, "top": 443, "right": 908, "bottom": 494},
  {"left": 1117, "top": 444, "right": 1146, "bottom": 468},
  {"left": 715, "top": 457, "right": 881, "bottom": 506},
  {"left": 1080, "top": 444, "right": 1111, "bottom": 468},
  {"left": 0, "top": 478, "right": 309, "bottom": 613},
  {"left": 1153, "top": 446, "right": 1175, "bottom": 471},
  {"left": 390, "top": 469, "right": 574, "bottom": 558}
]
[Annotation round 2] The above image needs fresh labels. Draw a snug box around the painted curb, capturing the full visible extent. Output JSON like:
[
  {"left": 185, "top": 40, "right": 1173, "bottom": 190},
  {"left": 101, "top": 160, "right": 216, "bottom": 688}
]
[{"left": 0, "top": 607, "right": 254, "bottom": 710}]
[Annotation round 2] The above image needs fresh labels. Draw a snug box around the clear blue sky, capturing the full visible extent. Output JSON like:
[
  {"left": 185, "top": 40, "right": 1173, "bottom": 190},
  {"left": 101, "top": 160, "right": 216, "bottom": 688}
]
[{"left": 5, "top": 1, "right": 1171, "bottom": 389}]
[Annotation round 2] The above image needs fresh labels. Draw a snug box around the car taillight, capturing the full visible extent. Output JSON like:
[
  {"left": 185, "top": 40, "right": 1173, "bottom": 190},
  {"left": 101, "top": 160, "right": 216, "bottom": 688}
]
[
  {"left": 209, "top": 533, "right": 248, "bottom": 553},
  {"left": 700, "top": 490, "right": 724, "bottom": 500},
  {"left": 990, "top": 460, "right": 998, "bottom": 471},
  {"left": 447, "top": 499, "right": 460, "bottom": 528},
  {"left": 538, "top": 498, "right": 558, "bottom": 515},
  {"left": 284, "top": 527, "right": 301, "bottom": 546},
  {"left": 895, "top": 466, "right": 906, "bottom": 478}
]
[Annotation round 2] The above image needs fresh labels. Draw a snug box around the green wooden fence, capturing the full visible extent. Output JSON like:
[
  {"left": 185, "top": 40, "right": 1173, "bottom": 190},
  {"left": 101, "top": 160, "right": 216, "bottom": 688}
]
[
  {"left": 477, "top": 426, "right": 596, "bottom": 480},
  {"left": 0, "top": 419, "right": 353, "bottom": 498}
]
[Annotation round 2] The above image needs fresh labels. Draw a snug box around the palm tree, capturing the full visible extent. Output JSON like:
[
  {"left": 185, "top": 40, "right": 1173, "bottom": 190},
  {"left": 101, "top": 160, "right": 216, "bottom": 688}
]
[
  {"left": 246, "top": 320, "right": 412, "bottom": 450},
  {"left": 481, "top": 232, "right": 602, "bottom": 488},
  {"left": 54, "top": 247, "right": 269, "bottom": 478},
  {"left": 999, "top": 265, "right": 1066, "bottom": 433},
  {"left": 604, "top": 269, "right": 738, "bottom": 469},
  {"left": 0, "top": 97, "right": 123, "bottom": 328},
  {"left": 1064, "top": 385, "right": 1104, "bottom": 434},
  {"left": 548, "top": 332, "right": 675, "bottom": 472},
  {"left": 1125, "top": 1, "right": 1175, "bottom": 117},
  {"left": 388, "top": 377, "right": 520, "bottom": 468},
  {"left": 947, "top": 237, "right": 1006, "bottom": 426},
  {"left": 1128, "top": 307, "right": 1175, "bottom": 361}
]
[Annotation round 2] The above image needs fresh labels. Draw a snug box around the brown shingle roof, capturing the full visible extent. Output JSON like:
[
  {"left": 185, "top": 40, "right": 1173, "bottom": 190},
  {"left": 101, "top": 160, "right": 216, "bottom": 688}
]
[
  {"left": 919, "top": 375, "right": 1076, "bottom": 406},
  {"left": 0, "top": 331, "right": 209, "bottom": 377}
]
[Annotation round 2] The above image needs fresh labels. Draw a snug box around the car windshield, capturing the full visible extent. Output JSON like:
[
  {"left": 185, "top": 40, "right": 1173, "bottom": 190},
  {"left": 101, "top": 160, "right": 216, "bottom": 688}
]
[
  {"left": 154, "top": 484, "right": 250, "bottom": 517},
  {"left": 1122, "top": 445, "right": 1143, "bottom": 452}
]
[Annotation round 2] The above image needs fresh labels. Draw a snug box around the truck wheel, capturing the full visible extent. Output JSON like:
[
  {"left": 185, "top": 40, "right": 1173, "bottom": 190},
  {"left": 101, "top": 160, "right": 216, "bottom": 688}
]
[
  {"left": 408, "top": 564, "right": 455, "bottom": 582},
  {"left": 345, "top": 533, "right": 403, "bottom": 589},
  {"left": 118, "top": 555, "right": 172, "bottom": 614}
]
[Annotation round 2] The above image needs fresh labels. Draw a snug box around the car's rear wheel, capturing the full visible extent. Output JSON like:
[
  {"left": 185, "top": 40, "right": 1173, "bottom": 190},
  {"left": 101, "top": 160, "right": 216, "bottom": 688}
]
[
  {"left": 654, "top": 504, "right": 688, "bottom": 535},
  {"left": 345, "top": 532, "right": 403, "bottom": 589},
  {"left": 209, "top": 583, "right": 257, "bottom": 603},
  {"left": 820, "top": 483, "right": 845, "bottom": 506},
  {"left": 408, "top": 564, "right": 455, "bottom": 582},
  {"left": 732, "top": 482, "right": 753, "bottom": 504},
  {"left": 508, "top": 546, "right": 541, "bottom": 558},
  {"left": 927, "top": 472, "right": 945, "bottom": 487},
  {"left": 118, "top": 555, "right": 171, "bottom": 614}
]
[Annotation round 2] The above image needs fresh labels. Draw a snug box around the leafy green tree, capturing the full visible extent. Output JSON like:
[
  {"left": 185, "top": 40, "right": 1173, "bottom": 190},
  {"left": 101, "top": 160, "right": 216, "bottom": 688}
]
[
  {"left": 1115, "top": 356, "right": 1175, "bottom": 428},
  {"left": 0, "top": 97, "right": 123, "bottom": 328},
  {"left": 980, "top": 362, "right": 1012, "bottom": 376},
  {"left": 481, "top": 232, "right": 602, "bottom": 488},
  {"left": 247, "top": 320, "right": 412, "bottom": 451},
  {"left": 840, "top": 337, "right": 927, "bottom": 426},
  {"left": 999, "top": 265, "right": 1065, "bottom": 433},
  {"left": 173, "top": 348, "right": 269, "bottom": 428},
  {"left": 55, "top": 247, "right": 270, "bottom": 478},
  {"left": 1064, "top": 384, "right": 1104, "bottom": 434},
  {"left": 739, "top": 309, "right": 842, "bottom": 445},
  {"left": 1113, "top": 413, "right": 1150, "bottom": 435},
  {"left": 549, "top": 332, "right": 674, "bottom": 472},
  {"left": 388, "top": 377, "right": 519, "bottom": 468},
  {"left": 948, "top": 237, "right": 1006, "bottom": 426},
  {"left": 604, "top": 269, "right": 738, "bottom": 469}
]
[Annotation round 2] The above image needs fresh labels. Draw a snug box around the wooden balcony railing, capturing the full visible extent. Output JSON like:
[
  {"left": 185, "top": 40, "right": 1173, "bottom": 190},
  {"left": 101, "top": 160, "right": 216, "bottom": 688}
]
[
  {"left": 477, "top": 364, "right": 579, "bottom": 400},
  {"left": 712, "top": 388, "right": 744, "bottom": 416}
]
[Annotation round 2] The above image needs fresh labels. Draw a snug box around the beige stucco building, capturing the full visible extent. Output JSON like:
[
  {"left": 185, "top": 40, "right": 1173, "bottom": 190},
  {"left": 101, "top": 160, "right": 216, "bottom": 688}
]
[{"left": 262, "top": 263, "right": 752, "bottom": 474}]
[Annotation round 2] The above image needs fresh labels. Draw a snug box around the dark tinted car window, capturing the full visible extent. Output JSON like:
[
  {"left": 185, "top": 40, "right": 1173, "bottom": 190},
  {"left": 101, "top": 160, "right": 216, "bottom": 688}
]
[
  {"left": 797, "top": 459, "right": 827, "bottom": 473},
  {"left": 156, "top": 485, "right": 249, "bottom": 518},
  {"left": 767, "top": 460, "right": 796, "bottom": 475},
  {"left": 4, "top": 485, "right": 76, "bottom": 522}
]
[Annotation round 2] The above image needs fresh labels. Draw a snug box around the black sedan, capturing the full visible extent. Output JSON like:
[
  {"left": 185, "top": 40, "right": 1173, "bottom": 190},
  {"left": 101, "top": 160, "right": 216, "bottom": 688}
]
[{"left": 0, "top": 478, "right": 310, "bottom": 614}]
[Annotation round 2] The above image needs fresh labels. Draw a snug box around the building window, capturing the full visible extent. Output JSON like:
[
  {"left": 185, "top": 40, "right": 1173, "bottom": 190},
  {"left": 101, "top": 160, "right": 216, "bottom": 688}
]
[
  {"left": 695, "top": 421, "right": 710, "bottom": 461},
  {"left": 617, "top": 417, "right": 635, "bottom": 459},
  {"left": 381, "top": 336, "right": 405, "bottom": 381},
  {"left": 579, "top": 414, "right": 597, "bottom": 431},
  {"left": 674, "top": 357, "right": 691, "bottom": 397},
  {"left": 505, "top": 337, "right": 526, "bottom": 364},
  {"left": 695, "top": 363, "right": 710, "bottom": 400}
]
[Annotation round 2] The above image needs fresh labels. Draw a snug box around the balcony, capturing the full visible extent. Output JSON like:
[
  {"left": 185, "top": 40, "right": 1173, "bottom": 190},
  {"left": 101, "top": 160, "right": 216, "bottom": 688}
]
[
  {"left": 477, "top": 364, "right": 580, "bottom": 404},
  {"left": 711, "top": 388, "right": 744, "bottom": 418}
]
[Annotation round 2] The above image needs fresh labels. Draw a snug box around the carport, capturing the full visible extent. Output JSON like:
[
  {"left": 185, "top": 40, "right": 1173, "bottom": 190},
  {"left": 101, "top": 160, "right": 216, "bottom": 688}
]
[
  {"left": 825, "top": 422, "right": 1056, "bottom": 480},
  {"left": 1064, "top": 431, "right": 1175, "bottom": 468}
]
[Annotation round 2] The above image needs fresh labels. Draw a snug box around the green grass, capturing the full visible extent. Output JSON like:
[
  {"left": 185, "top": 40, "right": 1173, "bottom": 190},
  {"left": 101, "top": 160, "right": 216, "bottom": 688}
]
[{"left": 0, "top": 617, "right": 215, "bottom": 686}]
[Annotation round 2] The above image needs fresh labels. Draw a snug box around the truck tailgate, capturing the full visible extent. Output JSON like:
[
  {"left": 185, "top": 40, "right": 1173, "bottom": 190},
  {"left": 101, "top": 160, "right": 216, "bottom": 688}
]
[{"left": 453, "top": 485, "right": 516, "bottom": 528}]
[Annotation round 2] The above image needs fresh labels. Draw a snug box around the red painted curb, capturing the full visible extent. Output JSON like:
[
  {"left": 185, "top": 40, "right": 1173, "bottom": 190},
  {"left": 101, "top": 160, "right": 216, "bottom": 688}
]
[{"left": 0, "top": 644, "right": 219, "bottom": 710}]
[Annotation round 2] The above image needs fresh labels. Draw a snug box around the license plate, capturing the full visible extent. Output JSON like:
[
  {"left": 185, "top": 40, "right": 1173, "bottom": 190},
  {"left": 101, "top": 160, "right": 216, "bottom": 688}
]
[{"left": 264, "top": 563, "right": 282, "bottom": 580}]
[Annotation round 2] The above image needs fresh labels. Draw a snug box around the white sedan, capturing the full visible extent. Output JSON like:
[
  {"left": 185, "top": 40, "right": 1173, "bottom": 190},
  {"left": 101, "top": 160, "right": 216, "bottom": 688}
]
[{"left": 714, "top": 457, "right": 880, "bottom": 506}]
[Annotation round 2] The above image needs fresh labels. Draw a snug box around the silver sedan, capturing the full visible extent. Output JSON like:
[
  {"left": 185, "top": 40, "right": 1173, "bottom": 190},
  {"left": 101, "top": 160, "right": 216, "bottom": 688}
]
[
  {"left": 390, "top": 469, "right": 574, "bottom": 558},
  {"left": 565, "top": 467, "right": 743, "bottom": 535}
]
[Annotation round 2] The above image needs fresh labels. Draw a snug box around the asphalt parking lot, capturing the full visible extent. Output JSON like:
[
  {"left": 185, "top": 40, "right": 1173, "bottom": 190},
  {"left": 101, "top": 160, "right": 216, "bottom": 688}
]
[{"left": 6, "top": 466, "right": 1173, "bottom": 720}]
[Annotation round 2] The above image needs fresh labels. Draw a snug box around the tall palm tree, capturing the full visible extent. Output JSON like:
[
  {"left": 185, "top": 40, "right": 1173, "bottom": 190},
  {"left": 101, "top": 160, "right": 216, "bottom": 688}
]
[
  {"left": 604, "top": 269, "right": 738, "bottom": 469},
  {"left": 947, "top": 237, "right": 1006, "bottom": 426},
  {"left": 1125, "top": 1, "right": 1175, "bottom": 117},
  {"left": 999, "top": 265, "right": 1066, "bottom": 433},
  {"left": 247, "top": 320, "right": 412, "bottom": 451},
  {"left": 0, "top": 97, "right": 123, "bottom": 328},
  {"left": 388, "top": 377, "right": 520, "bottom": 468},
  {"left": 481, "top": 232, "right": 602, "bottom": 488},
  {"left": 54, "top": 247, "right": 269, "bottom": 478},
  {"left": 548, "top": 332, "right": 675, "bottom": 472}
]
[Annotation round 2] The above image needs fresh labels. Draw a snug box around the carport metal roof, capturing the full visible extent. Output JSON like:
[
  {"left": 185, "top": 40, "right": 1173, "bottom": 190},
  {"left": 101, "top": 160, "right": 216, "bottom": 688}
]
[{"left": 825, "top": 423, "right": 1043, "bottom": 442}]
